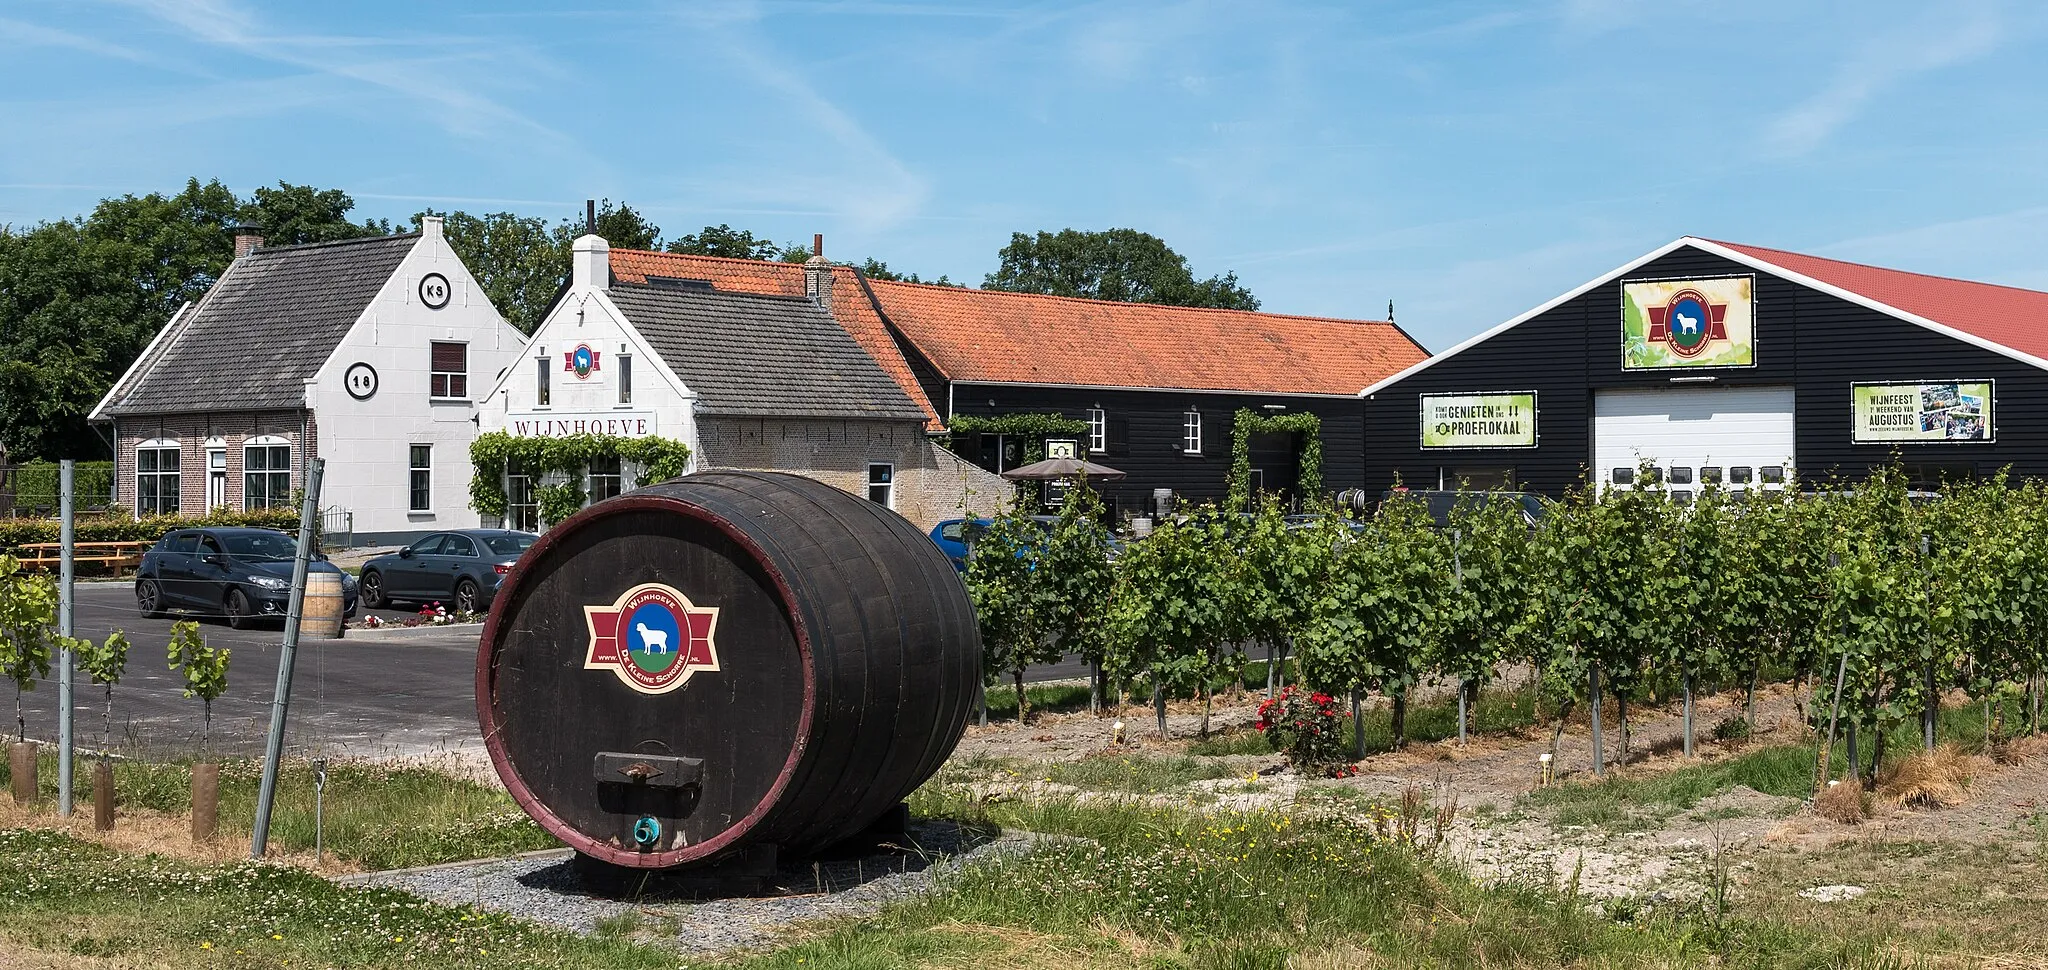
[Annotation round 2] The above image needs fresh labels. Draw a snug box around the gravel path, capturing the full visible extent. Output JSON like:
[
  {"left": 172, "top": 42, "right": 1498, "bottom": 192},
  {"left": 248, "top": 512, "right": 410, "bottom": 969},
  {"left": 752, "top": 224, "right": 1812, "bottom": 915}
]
[{"left": 347, "top": 820, "right": 1038, "bottom": 955}]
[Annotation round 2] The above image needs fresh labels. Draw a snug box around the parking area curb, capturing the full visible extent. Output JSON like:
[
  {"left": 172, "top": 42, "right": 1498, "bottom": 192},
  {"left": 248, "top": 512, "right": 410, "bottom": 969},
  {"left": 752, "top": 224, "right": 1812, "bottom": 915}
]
[{"left": 340, "top": 621, "right": 485, "bottom": 641}]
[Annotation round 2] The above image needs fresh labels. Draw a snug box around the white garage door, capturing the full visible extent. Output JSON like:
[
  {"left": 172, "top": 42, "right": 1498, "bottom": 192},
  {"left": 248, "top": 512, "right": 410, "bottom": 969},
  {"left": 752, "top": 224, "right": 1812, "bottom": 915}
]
[{"left": 1593, "top": 386, "right": 1795, "bottom": 499}]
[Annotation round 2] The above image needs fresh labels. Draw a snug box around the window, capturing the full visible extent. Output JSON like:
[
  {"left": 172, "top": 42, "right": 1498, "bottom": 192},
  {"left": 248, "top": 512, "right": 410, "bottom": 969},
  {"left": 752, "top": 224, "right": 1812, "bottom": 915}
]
[
  {"left": 506, "top": 470, "right": 539, "bottom": 532},
  {"left": 939, "top": 522, "right": 963, "bottom": 542},
  {"left": 1669, "top": 466, "right": 1694, "bottom": 485},
  {"left": 483, "top": 533, "right": 536, "bottom": 556},
  {"left": 441, "top": 534, "right": 478, "bottom": 558},
  {"left": 409, "top": 445, "right": 432, "bottom": 511},
  {"left": 1729, "top": 466, "right": 1753, "bottom": 485},
  {"left": 430, "top": 341, "right": 468, "bottom": 399},
  {"left": 1759, "top": 465, "right": 1786, "bottom": 485},
  {"left": 618, "top": 349, "right": 633, "bottom": 404},
  {"left": 868, "top": 463, "right": 894, "bottom": 508},
  {"left": 206, "top": 447, "right": 227, "bottom": 510},
  {"left": 1182, "top": 411, "right": 1202, "bottom": 455},
  {"left": 162, "top": 532, "right": 199, "bottom": 554},
  {"left": 588, "top": 455, "right": 622, "bottom": 503},
  {"left": 1088, "top": 408, "right": 1107, "bottom": 454},
  {"left": 136, "top": 442, "right": 180, "bottom": 515},
  {"left": 406, "top": 534, "right": 446, "bottom": 557},
  {"left": 535, "top": 353, "right": 551, "bottom": 407},
  {"left": 243, "top": 439, "right": 292, "bottom": 510},
  {"left": 1701, "top": 466, "right": 1723, "bottom": 485},
  {"left": 1611, "top": 467, "right": 1635, "bottom": 486}
]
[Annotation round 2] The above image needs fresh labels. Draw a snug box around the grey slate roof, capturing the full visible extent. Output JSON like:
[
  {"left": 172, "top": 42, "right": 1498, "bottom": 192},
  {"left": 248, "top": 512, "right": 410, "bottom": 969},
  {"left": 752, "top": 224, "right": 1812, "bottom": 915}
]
[
  {"left": 103, "top": 234, "right": 418, "bottom": 415},
  {"left": 606, "top": 283, "right": 927, "bottom": 422}
]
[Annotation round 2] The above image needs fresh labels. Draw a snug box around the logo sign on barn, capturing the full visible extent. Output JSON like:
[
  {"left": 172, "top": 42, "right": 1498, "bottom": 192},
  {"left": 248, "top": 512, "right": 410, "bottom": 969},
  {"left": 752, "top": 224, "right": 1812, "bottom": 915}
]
[
  {"left": 583, "top": 583, "right": 721, "bottom": 694},
  {"left": 1621, "top": 276, "right": 1756, "bottom": 370},
  {"left": 1852, "top": 381, "right": 1994, "bottom": 443},
  {"left": 564, "top": 343, "right": 601, "bottom": 380},
  {"left": 1419, "top": 392, "right": 1538, "bottom": 449}
]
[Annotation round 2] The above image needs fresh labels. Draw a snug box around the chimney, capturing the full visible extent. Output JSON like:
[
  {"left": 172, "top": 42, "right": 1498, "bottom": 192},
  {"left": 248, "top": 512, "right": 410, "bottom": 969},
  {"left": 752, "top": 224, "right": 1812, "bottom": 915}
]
[
  {"left": 586, "top": 199, "right": 597, "bottom": 233},
  {"left": 233, "top": 223, "right": 265, "bottom": 259},
  {"left": 420, "top": 214, "right": 445, "bottom": 240},
  {"left": 803, "top": 233, "right": 833, "bottom": 313},
  {"left": 572, "top": 233, "right": 610, "bottom": 292}
]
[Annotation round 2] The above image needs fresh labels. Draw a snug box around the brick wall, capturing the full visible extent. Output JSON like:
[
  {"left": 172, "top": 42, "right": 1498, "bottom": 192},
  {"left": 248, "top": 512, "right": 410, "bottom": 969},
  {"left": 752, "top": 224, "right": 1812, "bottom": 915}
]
[
  {"left": 111, "top": 410, "right": 314, "bottom": 515},
  {"left": 694, "top": 416, "right": 1009, "bottom": 530}
]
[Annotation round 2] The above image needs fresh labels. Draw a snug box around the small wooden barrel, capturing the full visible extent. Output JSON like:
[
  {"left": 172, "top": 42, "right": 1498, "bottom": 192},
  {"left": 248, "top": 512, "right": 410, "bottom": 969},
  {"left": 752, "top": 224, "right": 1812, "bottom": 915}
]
[
  {"left": 302, "top": 572, "right": 346, "bottom": 639},
  {"left": 477, "top": 471, "right": 980, "bottom": 870}
]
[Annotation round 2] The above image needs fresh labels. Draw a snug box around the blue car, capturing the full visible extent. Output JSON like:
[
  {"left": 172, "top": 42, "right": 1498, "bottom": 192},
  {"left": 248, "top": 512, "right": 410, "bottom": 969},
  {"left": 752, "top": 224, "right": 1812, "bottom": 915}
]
[
  {"left": 135, "top": 527, "right": 358, "bottom": 630},
  {"left": 931, "top": 515, "right": 1116, "bottom": 572}
]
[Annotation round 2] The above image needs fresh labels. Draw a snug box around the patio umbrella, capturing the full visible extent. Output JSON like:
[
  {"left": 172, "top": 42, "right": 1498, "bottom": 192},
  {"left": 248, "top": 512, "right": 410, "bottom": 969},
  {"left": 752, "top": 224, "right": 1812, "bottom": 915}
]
[{"left": 999, "top": 457, "right": 1129, "bottom": 481}]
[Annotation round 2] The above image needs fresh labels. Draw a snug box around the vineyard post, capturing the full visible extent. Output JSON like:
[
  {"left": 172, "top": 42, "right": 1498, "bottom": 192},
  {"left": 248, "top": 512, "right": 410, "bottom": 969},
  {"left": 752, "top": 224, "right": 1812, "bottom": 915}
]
[
  {"left": 1818, "top": 646, "right": 1848, "bottom": 797},
  {"left": 57, "top": 459, "right": 74, "bottom": 817},
  {"left": 1683, "top": 670, "right": 1694, "bottom": 758},
  {"left": 1589, "top": 665, "right": 1603, "bottom": 777},
  {"left": 1921, "top": 533, "right": 1937, "bottom": 752},
  {"left": 1451, "top": 528, "right": 1467, "bottom": 745}
]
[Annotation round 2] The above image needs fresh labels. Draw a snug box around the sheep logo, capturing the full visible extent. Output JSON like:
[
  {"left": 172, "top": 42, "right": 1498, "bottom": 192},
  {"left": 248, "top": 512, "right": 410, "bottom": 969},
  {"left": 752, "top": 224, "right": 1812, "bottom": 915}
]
[
  {"left": 583, "top": 583, "right": 722, "bottom": 693},
  {"left": 1642, "top": 286, "right": 1731, "bottom": 360}
]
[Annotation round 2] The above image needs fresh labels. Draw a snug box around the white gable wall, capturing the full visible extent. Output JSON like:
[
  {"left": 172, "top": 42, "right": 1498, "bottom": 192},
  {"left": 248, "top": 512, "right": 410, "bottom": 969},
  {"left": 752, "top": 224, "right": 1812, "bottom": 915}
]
[{"left": 308, "top": 222, "right": 527, "bottom": 541}]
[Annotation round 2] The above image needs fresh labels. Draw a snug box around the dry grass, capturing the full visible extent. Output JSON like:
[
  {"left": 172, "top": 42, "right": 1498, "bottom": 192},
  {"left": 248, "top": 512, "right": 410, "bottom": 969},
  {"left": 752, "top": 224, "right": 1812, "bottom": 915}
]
[
  {"left": 1877, "top": 743, "right": 1980, "bottom": 809},
  {"left": 0, "top": 796, "right": 346, "bottom": 873},
  {"left": 1815, "top": 780, "right": 1866, "bottom": 824},
  {"left": 1990, "top": 733, "right": 2048, "bottom": 767}
]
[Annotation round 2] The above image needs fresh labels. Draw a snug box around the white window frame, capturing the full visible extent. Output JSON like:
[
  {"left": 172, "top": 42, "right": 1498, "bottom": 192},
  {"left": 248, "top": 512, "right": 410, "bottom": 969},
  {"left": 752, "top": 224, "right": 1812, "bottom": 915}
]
[
  {"left": 409, "top": 444, "right": 433, "bottom": 513},
  {"left": 588, "top": 454, "right": 623, "bottom": 504},
  {"left": 135, "top": 439, "right": 180, "bottom": 516},
  {"left": 867, "top": 463, "right": 895, "bottom": 509},
  {"left": 429, "top": 340, "right": 469, "bottom": 401},
  {"left": 205, "top": 443, "right": 227, "bottom": 511},
  {"left": 1088, "top": 408, "right": 1107, "bottom": 454},
  {"left": 1183, "top": 410, "right": 1203, "bottom": 456},
  {"left": 505, "top": 468, "right": 540, "bottom": 533},
  {"left": 243, "top": 435, "right": 293, "bottom": 511},
  {"left": 618, "top": 345, "right": 633, "bottom": 405},
  {"left": 534, "top": 348, "right": 552, "bottom": 408}
]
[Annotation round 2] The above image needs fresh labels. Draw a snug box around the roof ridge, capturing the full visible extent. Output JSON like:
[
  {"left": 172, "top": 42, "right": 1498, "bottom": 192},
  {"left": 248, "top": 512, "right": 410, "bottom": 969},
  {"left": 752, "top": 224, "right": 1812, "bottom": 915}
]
[
  {"left": 245, "top": 231, "right": 420, "bottom": 256},
  {"left": 868, "top": 277, "right": 1393, "bottom": 326},
  {"left": 612, "top": 248, "right": 804, "bottom": 270},
  {"left": 612, "top": 282, "right": 821, "bottom": 306},
  {"left": 1703, "top": 237, "right": 2048, "bottom": 298}
]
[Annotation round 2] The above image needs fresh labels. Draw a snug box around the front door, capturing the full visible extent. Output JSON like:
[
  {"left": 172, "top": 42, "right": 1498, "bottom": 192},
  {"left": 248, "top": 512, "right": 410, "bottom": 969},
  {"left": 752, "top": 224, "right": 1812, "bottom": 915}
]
[{"left": 206, "top": 449, "right": 226, "bottom": 510}]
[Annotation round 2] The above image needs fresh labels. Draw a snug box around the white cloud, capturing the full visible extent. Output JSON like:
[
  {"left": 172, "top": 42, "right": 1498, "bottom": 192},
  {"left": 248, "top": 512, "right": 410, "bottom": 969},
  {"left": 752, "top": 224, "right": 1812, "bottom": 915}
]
[{"left": 1762, "top": 4, "right": 2004, "bottom": 157}]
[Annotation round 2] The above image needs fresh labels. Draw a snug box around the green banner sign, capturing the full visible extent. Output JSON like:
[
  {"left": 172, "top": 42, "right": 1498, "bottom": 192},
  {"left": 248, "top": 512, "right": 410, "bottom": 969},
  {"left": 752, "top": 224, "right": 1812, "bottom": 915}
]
[
  {"left": 1420, "top": 392, "right": 1537, "bottom": 449},
  {"left": 1852, "top": 382, "right": 1993, "bottom": 443}
]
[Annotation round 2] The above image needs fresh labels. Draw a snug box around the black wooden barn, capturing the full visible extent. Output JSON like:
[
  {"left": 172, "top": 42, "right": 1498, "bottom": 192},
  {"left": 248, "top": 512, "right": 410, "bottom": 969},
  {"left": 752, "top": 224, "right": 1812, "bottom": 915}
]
[{"left": 1361, "top": 237, "right": 2048, "bottom": 499}]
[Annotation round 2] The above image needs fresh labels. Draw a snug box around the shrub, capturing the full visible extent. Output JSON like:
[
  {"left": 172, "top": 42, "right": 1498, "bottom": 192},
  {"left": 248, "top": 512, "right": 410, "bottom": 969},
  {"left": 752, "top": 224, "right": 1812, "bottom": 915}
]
[
  {"left": 1256, "top": 685, "right": 1353, "bottom": 777},
  {"left": 0, "top": 507, "right": 307, "bottom": 552},
  {"left": 1711, "top": 714, "right": 1753, "bottom": 743}
]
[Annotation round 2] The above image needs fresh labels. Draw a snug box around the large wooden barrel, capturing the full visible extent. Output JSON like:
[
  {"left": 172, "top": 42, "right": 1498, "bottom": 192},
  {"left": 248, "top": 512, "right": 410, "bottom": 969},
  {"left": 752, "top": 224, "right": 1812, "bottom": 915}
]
[
  {"left": 302, "top": 572, "right": 345, "bottom": 639},
  {"left": 476, "top": 471, "right": 980, "bottom": 870}
]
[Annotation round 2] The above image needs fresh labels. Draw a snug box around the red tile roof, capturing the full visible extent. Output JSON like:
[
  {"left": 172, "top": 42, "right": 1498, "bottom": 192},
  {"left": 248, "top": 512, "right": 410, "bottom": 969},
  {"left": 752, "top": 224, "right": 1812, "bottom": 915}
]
[
  {"left": 610, "top": 249, "right": 945, "bottom": 430},
  {"left": 866, "top": 280, "right": 1426, "bottom": 396},
  {"left": 1707, "top": 239, "right": 2048, "bottom": 363}
]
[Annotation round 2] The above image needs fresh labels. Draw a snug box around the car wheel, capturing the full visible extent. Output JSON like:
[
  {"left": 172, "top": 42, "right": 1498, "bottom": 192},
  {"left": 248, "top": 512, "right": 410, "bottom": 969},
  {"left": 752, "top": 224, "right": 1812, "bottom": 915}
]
[
  {"left": 454, "top": 579, "right": 480, "bottom": 615},
  {"left": 136, "top": 579, "right": 165, "bottom": 619},
  {"left": 360, "top": 570, "right": 387, "bottom": 610},
  {"left": 224, "top": 589, "right": 253, "bottom": 630}
]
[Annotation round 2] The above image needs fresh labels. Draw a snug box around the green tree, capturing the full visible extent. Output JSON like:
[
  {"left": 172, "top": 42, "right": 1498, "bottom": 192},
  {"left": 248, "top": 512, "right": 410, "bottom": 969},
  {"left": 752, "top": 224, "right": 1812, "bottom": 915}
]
[
  {"left": 1107, "top": 510, "right": 1233, "bottom": 738},
  {"left": 243, "top": 182, "right": 392, "bottom": 244},
  {"left": 0, "top": 557, "right": 58, "bottom": 741},
  {"left": 983, "top": 228, "right": 1259, "bottom": 309},
  {"left": 1301, "top": 493, "right": 1445, "bottom": 754},
  {"left": 1237, "top": 501, "right": 1329, "bottom": 699},
  {"left": 166, "top": 620, "right": 229, "bottom": 751},
  {"left": 420, "top": 210, "right": 561, "bottom": 334},
  {"left": 858, "top": 258, "right": 957, "bottom": 286},
  {"left": 567, "top": 199, "right": 662, "bottom": 252},
  {"left": 72, "top": 630, "right": 130, "bottom": 757},
  {"left": 964, "top": 508, "right": 1055, "bottom": 721},
  {"left": 1037, "top": 484, "right": 1117, "bottom": 710},
  {"left": 1439, "top": 493, "right": 1537, "bottom": 740},
  {"left": 666, "top": 224, "right": 808, "bottom": 262}
]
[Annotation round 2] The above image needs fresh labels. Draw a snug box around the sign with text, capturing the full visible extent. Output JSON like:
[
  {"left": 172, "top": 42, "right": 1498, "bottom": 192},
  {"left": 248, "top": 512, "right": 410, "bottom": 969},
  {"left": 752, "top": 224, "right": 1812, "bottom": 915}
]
[
  {"left": 1420, "top": 392, "right": 1538, "bottom": 449},
  {"left": 1851, "top": 382, "right": 1993, "bottom": 443},
  {"left": 507, "top": 410, "right": 657, "bottom": 439},
  {"left": 1621, "top": 276, "right": 1756, "bottom": 369}
]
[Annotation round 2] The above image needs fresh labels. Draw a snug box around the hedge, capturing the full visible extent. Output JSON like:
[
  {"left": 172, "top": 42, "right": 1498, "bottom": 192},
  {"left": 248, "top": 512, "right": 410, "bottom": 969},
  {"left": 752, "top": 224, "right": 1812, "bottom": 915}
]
[
  {"left": 7, "top": 462, "right": 116, "bottom": 511},
  {"left": 0, "top": 507, "right": 307, "bottom": 551}
]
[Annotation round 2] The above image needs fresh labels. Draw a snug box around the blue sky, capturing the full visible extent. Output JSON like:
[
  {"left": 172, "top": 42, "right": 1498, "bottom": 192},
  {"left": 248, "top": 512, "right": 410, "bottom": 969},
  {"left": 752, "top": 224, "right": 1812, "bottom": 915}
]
[{"left": 1, "top": 0, "right": 2043, "bottom": 354}]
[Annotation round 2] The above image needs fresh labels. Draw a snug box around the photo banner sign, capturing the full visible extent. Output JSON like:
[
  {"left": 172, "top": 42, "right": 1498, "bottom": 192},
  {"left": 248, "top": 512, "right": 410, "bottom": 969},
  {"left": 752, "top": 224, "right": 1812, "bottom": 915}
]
[
  {"left": 1851, "top": 382, "right": 1994, "bottom": 443},
  {"left": 1420, "top": 392, "right": 1537, "bottom": 449},
  {"left": 1621, "top": 276, "right": 1756, "bottom": 369}
]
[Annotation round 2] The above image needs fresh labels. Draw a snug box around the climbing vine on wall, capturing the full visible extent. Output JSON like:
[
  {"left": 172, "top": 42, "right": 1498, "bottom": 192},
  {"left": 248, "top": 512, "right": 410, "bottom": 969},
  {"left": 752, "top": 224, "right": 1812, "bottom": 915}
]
[
  {"left": 942, "top": 413, "right": 1091, "bottom": 465},
  {"left": 1227, "top": 409, "right": 1323, "bottom": 510},
  {"left": 468, "top": 431, "right": 692, "bottom": 524}
]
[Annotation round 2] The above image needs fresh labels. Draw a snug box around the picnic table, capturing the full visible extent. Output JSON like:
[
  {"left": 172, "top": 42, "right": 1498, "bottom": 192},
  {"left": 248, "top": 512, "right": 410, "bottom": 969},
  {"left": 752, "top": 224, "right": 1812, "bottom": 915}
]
[{"left": 11, "top": 541, "right": 150, "bottom": 575}]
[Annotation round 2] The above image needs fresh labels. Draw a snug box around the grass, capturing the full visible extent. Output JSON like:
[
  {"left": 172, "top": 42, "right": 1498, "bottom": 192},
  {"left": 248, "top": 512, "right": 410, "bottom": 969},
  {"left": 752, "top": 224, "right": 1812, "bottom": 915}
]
[
  {"left": 1043, "top": 753, "right": 1233, "bottom": 794},
  {"left": 0, "top": 827, "right": 666, "bottom": 969},
  {"left": 1186, "top": 683, "right": 1541, "bottom": 760},
  {"left": 1522, "top": 743, "right": 1817, "bottom": 832},
  {"left": 981, "top": 682, "right": 1094, "bottom": 720},
  {"left": 0, "top": 754, "right": 557, "bottom": 869}
]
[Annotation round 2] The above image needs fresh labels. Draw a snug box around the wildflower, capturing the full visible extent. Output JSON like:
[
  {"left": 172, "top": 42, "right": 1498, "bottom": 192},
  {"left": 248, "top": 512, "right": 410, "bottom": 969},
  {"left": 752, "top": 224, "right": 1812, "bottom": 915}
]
[{"left": 200, "top": 942, "right": 213, "bottom": 950}]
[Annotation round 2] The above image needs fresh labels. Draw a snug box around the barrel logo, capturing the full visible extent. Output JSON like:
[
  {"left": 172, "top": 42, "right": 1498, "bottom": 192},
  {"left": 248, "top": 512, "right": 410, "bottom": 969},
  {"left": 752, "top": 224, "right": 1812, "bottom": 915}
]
[{"left": 583, "top": 583, "right": 720, "bottom": 693}]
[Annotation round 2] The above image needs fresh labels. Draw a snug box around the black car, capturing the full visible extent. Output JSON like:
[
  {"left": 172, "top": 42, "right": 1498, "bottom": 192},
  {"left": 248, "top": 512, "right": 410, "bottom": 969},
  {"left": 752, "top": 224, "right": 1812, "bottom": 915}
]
[
  {"left": 358, "top": 529, "right": 536, "bottom": 614},
  {"left": 135, "top": 527, "right": 359, "bottom": 630}
]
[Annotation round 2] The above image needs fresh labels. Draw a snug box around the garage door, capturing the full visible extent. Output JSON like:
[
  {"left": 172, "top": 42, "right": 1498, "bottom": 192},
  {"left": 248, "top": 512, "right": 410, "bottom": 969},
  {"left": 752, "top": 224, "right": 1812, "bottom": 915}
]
[{"left": 1593, "top": 386, "right": 1794, "bottom": 499}]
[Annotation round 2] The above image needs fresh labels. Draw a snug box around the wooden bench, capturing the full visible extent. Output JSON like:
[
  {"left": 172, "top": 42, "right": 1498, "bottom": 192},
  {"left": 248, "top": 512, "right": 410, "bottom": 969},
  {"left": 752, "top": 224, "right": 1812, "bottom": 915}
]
[{"left": 11, "top": 541, "right": 150, "bottom": 575}]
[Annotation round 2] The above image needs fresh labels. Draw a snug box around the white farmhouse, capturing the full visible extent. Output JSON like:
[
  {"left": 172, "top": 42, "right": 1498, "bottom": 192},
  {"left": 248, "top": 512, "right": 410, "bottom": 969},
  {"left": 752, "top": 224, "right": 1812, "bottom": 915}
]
[{"left": 90, "top": 217, "right": 526, "bottom": 543}]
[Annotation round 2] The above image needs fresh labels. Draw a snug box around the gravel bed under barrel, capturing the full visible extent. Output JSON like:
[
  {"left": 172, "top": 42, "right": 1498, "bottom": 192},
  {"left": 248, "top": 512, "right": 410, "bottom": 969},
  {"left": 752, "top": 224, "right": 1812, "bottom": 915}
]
[{"left": 346, "top": 820, "right": 1036, "bottom": 954}]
